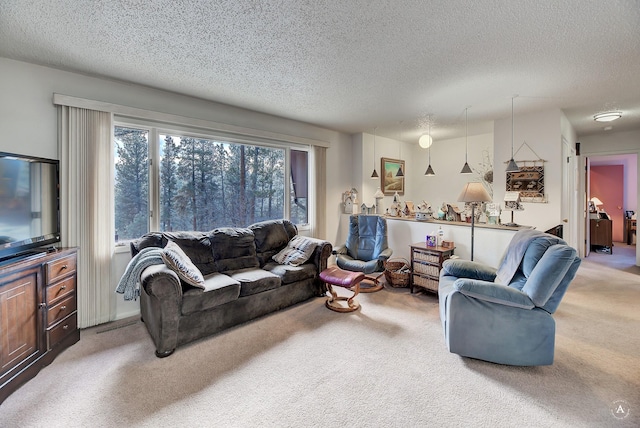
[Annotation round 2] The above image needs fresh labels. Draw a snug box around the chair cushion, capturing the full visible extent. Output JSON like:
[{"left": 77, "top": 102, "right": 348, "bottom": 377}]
[
  {"left": 272, "top": 235, "right": 317, "bottom": 266},
  {"left": 181, "top": 274, "right": 241, "bottom": 315},
  {"left": 522, "top": 244, "right": 580, "bottom": 311},
  {"left": 208, "top": 228, "right": 259, "bottom": 272},
  {"left": 162, "top": 231, "right": 216, "bottom": 275},
  {"left": 345, "top": 215, "right": 389, "bottom": 262},
  {"left": 161, "top": 240, "right": 206, "bottom": 288},
  {"left": 250, "top": 219, "right": 297, "bottom": 266},
  {"left": 227, "top": 267, "right": 281, "bottom": 297},
  {"left": 336, "top": 254, "right": 380, "bottom": 274},
  {"left": 262, "top": 261, "right": 316, "bottom": 284}
]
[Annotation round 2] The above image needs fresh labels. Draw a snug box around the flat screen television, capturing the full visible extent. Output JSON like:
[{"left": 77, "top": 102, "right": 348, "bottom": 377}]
[{"left": 0, "top": 152, "right": 61, "bottom": 261}]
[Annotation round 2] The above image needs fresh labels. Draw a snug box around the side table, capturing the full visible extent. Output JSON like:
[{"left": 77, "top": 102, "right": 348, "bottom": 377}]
[{"left": 410, "top": 243, "right": 455, "bottom": 294}]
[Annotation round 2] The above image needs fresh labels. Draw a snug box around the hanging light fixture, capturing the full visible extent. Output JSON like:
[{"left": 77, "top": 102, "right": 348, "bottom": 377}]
[
  {"left": 396, "top": 122, "right": 404, "bottom": 177},
  {"left": 370, "top": 127, "right": 379, "bottom": 178},
  {"left": 418, "top": 134, "right": 432, "bottom": 148},
  {"left": 506, "top": 95, "right": 520, "bottom": 173},
  {"left": 424, "top": 115, "right": 435, "bottom": 176},
  {"left": 460, "top": 107, "right": 472, "bottom": 174}
]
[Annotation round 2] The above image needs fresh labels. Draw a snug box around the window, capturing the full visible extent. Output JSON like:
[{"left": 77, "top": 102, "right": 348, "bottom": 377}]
[
  {"left": 114, "top": 126, "right": 149, "bottom": 242},
  {"left": 114, "top": 125, "right": 309, "bottom": 244}
]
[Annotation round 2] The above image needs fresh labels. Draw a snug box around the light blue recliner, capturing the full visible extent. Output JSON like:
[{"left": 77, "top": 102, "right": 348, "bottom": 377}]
[
  {"left": 334, "top": 215, "right": 393, "bottom": 290},
  {"left": 438, "top": 229, "right": 581, "bottom": 366}
]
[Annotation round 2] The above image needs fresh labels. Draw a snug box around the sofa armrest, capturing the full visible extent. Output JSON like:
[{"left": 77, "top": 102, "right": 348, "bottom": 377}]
[
  {"left": 441, "top": 259, "right": 497, "bottom": 282},
  {"left": 453, "top": 279, "right": 534, "bottom": 309},
  {"left": 303, "top": 237, "right": 333, "bottom": 272},
  {"left": 140, "top": 264, "right": 183, "bottom": 303}
]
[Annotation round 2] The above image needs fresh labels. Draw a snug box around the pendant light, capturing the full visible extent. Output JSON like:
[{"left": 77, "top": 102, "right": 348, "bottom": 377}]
[
  {"left": 424, "top": 115, "right": 435, "bottom": 176},
  {"left": 460, "top": 107, "right": 472, "bottom": 174},
  {"left": 506, "top": 95, "right": 520, "bottom": 172},
  {"left": 396, "top": 122, "right": 404, "bottom": 177},
  {"left": 370, "top": 127, "right": 379, "bottom": 178}
]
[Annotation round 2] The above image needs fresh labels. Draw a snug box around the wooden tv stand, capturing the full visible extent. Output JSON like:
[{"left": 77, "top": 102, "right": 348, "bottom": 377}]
[{"left": 0, "top": 248, "right": 80, "bottom": 404}]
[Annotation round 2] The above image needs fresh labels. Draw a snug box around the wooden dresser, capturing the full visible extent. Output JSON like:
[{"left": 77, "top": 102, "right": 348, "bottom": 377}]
[
  {"left": 0, "top": 248, "right": 79, "bottom": 404},
  {"left": 590, "top": 219, "right": 613, "bottom": 253}
]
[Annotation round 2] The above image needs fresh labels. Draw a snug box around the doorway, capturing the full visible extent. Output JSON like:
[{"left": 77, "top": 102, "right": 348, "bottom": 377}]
[{"left": 586, "top": 153, "right": 637, "bottom": 259}]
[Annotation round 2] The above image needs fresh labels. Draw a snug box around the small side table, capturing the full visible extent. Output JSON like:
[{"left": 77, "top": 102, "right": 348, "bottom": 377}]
[{"left": 410, "top": 243, "right": 455, "bottom": 294}]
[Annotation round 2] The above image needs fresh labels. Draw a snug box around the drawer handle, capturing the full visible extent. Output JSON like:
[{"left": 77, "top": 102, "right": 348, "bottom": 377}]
[
  {"left": 60, "top": 285, "right": 67, "bottom": 290},
  {"left": 60, "top": 305, "right": 67, "bottom": 310},
  {"left": 63, "top": 324, "right": 69, "bottom": 330},
  {"left": 60, "top": 265, "right": 68, "bottom": 270}
]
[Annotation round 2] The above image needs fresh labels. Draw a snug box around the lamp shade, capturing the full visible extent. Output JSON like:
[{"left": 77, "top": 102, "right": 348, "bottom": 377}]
[
  {"left": 458, "top": 182, "right": 492, "bottom": 203},
  {"left": 590, "top": 196, "right": 604, "bottom": 206}
]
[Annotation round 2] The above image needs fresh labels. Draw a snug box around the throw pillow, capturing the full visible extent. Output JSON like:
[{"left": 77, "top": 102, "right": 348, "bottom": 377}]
[
  {"left": 272, "top": 235, "right": 316, "bottom": 266},
  {"left": 161, "top": 240, "right": 206, "bottom": 289}
]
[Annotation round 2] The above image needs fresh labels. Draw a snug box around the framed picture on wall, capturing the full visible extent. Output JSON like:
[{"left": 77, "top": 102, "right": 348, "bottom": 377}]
[{"left": 381, "top": 157, "right": 405, "bottom": 195}]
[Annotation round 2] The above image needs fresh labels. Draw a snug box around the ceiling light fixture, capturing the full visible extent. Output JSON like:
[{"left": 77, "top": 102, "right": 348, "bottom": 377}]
[
  {"left": 594, "top": 111, "right": 622, "bottom": 122},
  {"left": 424, "top": 115, "right": 435, "bottom": 176},
  {"left": 418, "top": 134, "right": 432, "bottom": 149},
  {"left": 460, "top": 107, "right": 472, "bottom": 174},
  {"left": 370, "top": 127, "right": 379, "bottom": 179},
  {"left": 506, "top": 95, "right": 520, "bottom": 173}
]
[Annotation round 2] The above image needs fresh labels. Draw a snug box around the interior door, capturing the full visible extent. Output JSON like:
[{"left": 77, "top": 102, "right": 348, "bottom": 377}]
[{"left": 562, "top": 138, "right": 578, "bottom": 249}]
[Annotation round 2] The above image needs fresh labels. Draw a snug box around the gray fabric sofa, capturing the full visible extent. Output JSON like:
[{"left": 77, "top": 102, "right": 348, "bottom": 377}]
[{"left": 130, "top": 219, "right": 332, "bottom": 357}]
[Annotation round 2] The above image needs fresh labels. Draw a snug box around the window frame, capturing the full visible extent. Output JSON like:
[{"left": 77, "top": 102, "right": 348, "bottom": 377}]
[{"left": 113, "top": 118, "right": 312, "bottom": 244}]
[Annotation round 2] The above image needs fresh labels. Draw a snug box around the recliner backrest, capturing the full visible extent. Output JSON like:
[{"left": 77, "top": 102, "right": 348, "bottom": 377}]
[
  {"left": 345, "top": 215, "right": 389, "bottom": 262},
  {"left": 500, "top": 231, "right": 567, "bottom": 290},
  {"left": 522, "top": 244, "right": 581, "bottom": 313}
]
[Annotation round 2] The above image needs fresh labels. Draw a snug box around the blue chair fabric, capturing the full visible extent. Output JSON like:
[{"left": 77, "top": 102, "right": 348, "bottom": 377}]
[
  {"left": 334, "top": 215, "right": 393, "bottom": 274},
  {"left": 438, "top": 229, "right": 581, "bottom": 366}
]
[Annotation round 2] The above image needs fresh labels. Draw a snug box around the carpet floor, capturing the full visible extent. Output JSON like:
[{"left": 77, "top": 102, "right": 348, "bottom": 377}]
[{"left": 2, "top": 245, "right": 639, "bottom": 427}]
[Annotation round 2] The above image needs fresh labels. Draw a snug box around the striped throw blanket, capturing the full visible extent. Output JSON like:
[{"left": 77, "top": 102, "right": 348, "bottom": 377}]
[{"left": 115, "top": 247, "right": 165, "bottom": 301}]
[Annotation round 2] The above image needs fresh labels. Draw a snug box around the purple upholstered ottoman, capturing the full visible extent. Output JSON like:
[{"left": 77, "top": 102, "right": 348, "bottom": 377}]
[{"left": 319, "top": 265, "right": 365, "bottom": 312}]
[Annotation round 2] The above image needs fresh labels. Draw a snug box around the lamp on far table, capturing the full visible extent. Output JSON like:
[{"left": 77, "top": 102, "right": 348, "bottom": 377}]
[{"left": 458, "top": 182, "right": 492, "bottom": 261}]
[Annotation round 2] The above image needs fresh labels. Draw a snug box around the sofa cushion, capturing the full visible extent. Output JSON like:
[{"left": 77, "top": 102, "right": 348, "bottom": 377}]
[
  {"left": 250, "top": 219, "right": 297, "bottom": 266},
  {"left": 208, "top": 228, "right": 260, "bottom": 272},
  {"left": 181, "top": 274, "right": 241, "bottom": 315},
  {"left": 162, "top": 231, "right": 216, "bottom": 275},
  {"left": 130, "top": 232, "right": 164, "bottom": 256},
  {"left": 272, "top": 235, "right": 317, "bottom": 266},
  {"left": 262, "top": 261, "right": 317, "bottom": 285},
  {"left": 161, "top": 240, "right": 206, "bottom": 288},
  {"left": 227, "top": 267, "right": 281, "bottom": 297}
]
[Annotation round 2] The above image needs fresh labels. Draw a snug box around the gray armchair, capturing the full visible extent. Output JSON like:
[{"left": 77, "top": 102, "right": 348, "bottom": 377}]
[
  {"left": 438, "top": 229, "right": 581, "bottom": 366},
  {"left": 334, "top": 215, "right": 393, "bottom": 291}
]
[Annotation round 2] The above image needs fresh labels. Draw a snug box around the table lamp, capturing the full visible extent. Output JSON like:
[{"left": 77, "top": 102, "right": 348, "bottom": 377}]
[{"left": 458, "top": 182, "right": 492, "bottom": 261}]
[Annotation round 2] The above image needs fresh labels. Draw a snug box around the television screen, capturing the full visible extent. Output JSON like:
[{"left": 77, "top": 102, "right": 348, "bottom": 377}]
[{"left": 0, "top": 152, "right": 60, "bottom": 260}]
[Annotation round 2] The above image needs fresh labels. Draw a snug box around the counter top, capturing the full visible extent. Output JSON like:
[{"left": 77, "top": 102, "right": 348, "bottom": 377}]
[{"left": 383, "top": 215, "right": 534, "bottom": 231}]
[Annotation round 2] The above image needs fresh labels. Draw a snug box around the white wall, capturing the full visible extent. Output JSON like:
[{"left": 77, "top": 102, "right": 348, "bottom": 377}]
[
  {"left": 494, "top": 108, "right": 565, "bottom": 232},
  {"left": 353, "top": 131, "right": 494, "bottom": 215},
  {"left": 0, "top": 58, "right": 353, "bottom": 320}
]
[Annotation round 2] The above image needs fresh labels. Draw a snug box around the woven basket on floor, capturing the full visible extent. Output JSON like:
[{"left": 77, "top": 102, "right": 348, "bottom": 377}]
[{"left": 384, "top": 258, "right": 411, "bottom": 288}]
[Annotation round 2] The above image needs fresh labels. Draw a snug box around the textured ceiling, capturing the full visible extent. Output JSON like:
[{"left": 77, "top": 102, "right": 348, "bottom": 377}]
[{"left": 1, "top": 0, "right": 639, "bottom": 142}]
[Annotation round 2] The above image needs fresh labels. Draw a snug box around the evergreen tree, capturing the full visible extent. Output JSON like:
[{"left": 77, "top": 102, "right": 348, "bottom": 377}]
[
  {"left": 114, "top": 127, "right": 148, "bottom": 240},
  {"left": 160, "top": 135, "right": 179, "bottom": 231}
]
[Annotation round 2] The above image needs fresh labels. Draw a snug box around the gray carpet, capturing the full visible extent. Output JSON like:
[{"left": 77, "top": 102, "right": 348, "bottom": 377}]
[{"left": 2, "top": 245, "right": 639, "bottom": 427}]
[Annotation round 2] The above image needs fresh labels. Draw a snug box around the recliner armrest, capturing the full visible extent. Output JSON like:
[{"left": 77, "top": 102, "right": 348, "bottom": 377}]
[
  {"left": 441, "top": 259, "right": 497, "bottom": 282},
  {"left": 453, "top": 279, "right": 534, "bottom": 309},
  {"left": 333, "top": 245, "right": 347, "bottom": 255},
  {"left": 377, "top": 247, "right": 393, "bottom": 261}
]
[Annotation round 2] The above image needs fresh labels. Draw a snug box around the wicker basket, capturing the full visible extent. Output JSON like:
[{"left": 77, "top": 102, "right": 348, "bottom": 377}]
[{"left": 384, "top": 258, "right": 411, "bottom": 288}]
